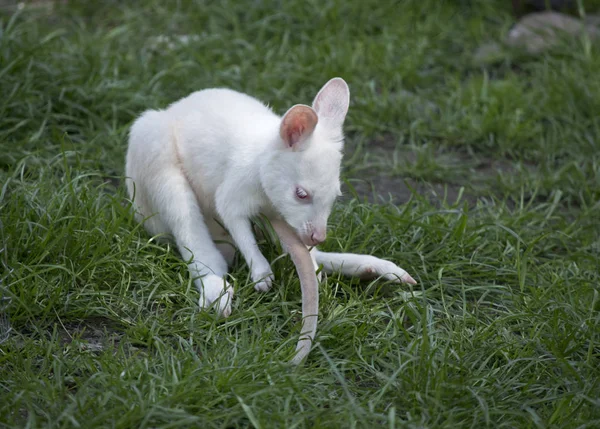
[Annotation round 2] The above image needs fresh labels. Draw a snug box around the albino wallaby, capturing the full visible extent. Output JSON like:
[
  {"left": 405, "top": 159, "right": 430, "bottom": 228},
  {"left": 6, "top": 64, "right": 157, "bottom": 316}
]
[{"left": 126, "top": 78, "right": 416, "bottom": 320}]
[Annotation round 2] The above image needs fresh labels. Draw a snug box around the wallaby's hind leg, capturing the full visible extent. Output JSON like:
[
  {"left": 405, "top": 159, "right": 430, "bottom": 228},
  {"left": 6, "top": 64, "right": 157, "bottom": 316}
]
[
  {"left": 127, "top": 110, "right": 233, "bottom": 316},
  {"left": 139, "top": 168, "right": 234, "bottom": 316},
  {"left": 126, "top": 181, "right": 169, "bottom": 240},
  {"left": 206, "top": 217, "right": 237, "bottom": 266},
  {"left": 312, "top": 249, "right": 417, "bottom": 285}
]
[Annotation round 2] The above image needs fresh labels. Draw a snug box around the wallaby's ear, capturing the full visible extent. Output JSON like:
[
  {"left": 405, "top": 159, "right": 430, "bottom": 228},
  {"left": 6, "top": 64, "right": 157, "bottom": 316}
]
[
  {"left": 312, "top": 77, "right": 350, "bottom": 127},
  {"left": 280, "top": 104, "right": 318, "bottom": 149}
]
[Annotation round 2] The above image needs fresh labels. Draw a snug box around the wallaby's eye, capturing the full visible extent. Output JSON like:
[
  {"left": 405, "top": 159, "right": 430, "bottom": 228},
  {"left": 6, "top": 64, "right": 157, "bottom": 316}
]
[{"left": 295, "top": 187, "right": 309, "bottom": 200}]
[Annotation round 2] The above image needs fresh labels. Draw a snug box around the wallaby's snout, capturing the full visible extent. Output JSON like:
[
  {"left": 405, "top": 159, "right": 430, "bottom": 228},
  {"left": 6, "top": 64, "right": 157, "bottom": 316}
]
[
  {"left": 310, "top": 230, "right": 326, "bottom": 246},
  {"left": 300, "top": 226, "right": 326, "bottom": 246}
]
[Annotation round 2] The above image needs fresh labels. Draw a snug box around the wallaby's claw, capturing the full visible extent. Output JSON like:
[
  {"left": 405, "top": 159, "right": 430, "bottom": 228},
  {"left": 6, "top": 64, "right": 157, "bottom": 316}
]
[
  {"left": 357, "top": 258, "right": 417, "bottom": 285},
  {"left": 382, "top": 269, "right": 417, "bottom": 285},
  {"left": 401, "top": 273, "right": 417, "bottom": 285},
  {"left": 253, "top": 271, "right": 274, "bottom": 292}
]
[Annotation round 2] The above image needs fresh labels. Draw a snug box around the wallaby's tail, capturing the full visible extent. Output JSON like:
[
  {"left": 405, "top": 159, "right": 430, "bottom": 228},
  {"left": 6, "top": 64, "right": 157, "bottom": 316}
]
[{"left": 271, "top": 219, "right": 319, "bottom": 365}]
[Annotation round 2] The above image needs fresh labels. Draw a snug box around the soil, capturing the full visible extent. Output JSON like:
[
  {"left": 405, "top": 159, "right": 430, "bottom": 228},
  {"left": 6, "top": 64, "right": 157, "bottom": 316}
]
[
  {"left": 342, "top": 135, "right": 521, "bottom": 206},
  {"left": 56, "top": 316, "right": 123, "bottom": 353}
]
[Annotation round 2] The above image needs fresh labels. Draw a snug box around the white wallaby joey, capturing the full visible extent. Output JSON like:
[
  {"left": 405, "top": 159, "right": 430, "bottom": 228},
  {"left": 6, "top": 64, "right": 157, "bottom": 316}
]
[{"left": 126, "top": 78, "right": 417, "bottom": 322}]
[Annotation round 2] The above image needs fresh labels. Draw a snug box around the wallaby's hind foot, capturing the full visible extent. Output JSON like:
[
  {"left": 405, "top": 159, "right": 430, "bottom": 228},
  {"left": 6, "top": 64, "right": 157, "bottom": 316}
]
[
  {"left": 313, "top": 250, "right": 417, "bottom": 285},
  {"left": 354, "top": 257, "right": 417, "bottom": 285},
  {"left": 197, "top": 274, "right": 234, "bottom": 317}
]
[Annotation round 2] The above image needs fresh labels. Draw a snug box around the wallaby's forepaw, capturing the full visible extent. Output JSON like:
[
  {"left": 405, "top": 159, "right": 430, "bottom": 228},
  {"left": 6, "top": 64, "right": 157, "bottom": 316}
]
[
  {"left": 253, "top": 270, "right": 274, "bottom": 292},
  {"left": 197, "top": 275, "right": 234, "bottom": 317},
  {"left": 357, "top": 257, "right": 417, "bottom": 285}
]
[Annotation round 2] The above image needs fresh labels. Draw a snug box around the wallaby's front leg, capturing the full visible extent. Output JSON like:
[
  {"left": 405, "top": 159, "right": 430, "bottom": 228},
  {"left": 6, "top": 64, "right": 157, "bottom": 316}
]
[
  {"left": 220, "top": 215, "right": 274, "bottom": 291},
  {"left": 215, "top": 182, "right": 274, "bottom": 292},
  {"left": 312, "top": 249, "right": 417, "bottom": 285}
]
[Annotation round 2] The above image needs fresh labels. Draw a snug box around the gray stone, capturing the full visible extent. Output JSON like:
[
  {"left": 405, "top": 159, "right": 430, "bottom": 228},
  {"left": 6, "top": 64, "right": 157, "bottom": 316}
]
[
  {"left": 506, "top": 11, "right": 600, "bottom": 54},
  {"left": 473, "top": 42, "right": 505, "bottom": 65},
  {"left": 584, "top": 14, "right": 600, "bottom": 28}
]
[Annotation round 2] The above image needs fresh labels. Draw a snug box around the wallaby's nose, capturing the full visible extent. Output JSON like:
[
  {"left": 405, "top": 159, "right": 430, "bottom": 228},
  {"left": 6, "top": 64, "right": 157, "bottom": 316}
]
[{"left": 310, "top": 231, "right": 326, "bottom": 245}]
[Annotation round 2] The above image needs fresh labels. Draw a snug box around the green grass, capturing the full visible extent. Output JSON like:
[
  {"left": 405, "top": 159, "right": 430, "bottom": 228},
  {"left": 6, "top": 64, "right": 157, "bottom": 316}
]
[{"left": 1, "top": 0, "right": 599, "bottom": 427}]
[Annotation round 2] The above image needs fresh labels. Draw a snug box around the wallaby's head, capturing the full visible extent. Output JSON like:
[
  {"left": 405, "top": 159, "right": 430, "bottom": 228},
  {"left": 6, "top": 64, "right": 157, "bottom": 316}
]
[{"left": 262, "top": 78, "right": 350, "bottom": 247}]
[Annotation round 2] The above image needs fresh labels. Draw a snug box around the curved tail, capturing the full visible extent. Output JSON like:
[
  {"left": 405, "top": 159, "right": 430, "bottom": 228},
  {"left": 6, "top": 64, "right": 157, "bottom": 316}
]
[{"left": 271, "top": 219, "right": 319, "bottom": 365}]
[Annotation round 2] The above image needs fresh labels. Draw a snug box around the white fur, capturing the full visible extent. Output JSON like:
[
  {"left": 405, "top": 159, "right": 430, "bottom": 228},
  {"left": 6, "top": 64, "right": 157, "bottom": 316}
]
[{"left": 126, "top": 78, "right": 416, "bottom": 317}]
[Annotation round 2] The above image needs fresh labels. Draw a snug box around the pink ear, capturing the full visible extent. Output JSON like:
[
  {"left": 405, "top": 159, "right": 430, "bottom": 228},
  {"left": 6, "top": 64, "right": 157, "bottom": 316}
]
[
  {"left": 280, "top": 105, "right": 318, "bottom": 149},
  {"left": 312, "top": 77, "right": 350, "bottom": 127}
]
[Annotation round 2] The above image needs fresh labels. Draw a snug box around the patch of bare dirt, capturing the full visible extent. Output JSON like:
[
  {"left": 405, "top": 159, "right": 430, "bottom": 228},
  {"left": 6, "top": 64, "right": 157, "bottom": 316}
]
[
  {"left": 343, "top": 174, "right": 472, "bottom": 205},
  {"left": 57, "top": 316, "right": 123, "bottom": 353},
  {"left": 343, "top": 135, "right": 529, "bottom": 206}
]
